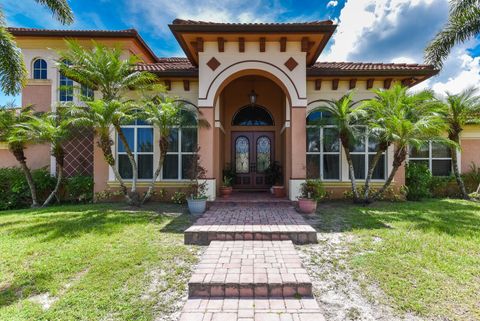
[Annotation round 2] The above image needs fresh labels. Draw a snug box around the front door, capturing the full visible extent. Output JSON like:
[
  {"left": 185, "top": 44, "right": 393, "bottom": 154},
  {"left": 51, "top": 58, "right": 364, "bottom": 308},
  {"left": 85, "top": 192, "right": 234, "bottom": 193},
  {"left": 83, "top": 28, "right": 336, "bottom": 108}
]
[{"left": 232, "top": 131, "right": 274, "bottom": 189}]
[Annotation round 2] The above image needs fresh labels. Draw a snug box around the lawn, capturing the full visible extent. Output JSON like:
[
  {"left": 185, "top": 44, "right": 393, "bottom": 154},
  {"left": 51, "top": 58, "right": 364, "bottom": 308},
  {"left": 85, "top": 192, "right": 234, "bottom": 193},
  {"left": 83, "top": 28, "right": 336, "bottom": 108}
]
[
  {"left": 0, "top": 203, "right": 199, "bottom": 321},
  {"left": 314, "top": 199, "right": 480, "bottom": 320}
]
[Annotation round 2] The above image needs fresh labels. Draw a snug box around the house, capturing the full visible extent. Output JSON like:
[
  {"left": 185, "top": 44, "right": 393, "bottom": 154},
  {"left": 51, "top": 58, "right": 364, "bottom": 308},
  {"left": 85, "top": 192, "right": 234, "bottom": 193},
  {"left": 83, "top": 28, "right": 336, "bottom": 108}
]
[{"left": 2, "top": 19, "right": 480, "bottom": 201}]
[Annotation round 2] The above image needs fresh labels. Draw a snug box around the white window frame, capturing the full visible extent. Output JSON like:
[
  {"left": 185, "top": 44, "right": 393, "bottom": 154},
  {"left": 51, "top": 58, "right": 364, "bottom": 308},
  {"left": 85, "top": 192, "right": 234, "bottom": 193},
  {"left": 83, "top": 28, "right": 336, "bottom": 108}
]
[
  {"left": 160, "top": 124, "right": 198, "bottom": 181},
  {"left": 306, "top": 124, "right": 341, "bottom": 181},
  {"left": 408, "top": 141, "right": 452, "bottom": 176},
  {"left": 32, "top": 58, "right": 48, "bottom": 80},
  {"left": 116, "top": 121, "right": 154, "bottom": 181},
  {"left": 349, "top": 127, "right": 387, "bottom": 181}
]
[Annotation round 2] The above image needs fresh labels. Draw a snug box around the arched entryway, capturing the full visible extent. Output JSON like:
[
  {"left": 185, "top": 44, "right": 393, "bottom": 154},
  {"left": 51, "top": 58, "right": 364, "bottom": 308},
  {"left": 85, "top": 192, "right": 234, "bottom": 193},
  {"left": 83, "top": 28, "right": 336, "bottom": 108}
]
[{"left": 217, "top": 75, "right": 288, "bottom": 191}]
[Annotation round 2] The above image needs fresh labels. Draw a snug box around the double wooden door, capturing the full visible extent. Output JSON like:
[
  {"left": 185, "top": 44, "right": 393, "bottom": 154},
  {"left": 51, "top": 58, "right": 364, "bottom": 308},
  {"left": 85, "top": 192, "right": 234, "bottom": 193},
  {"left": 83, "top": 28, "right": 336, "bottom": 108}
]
[{"left": 232, "top": 131, "right": 274, "bottom": 189}]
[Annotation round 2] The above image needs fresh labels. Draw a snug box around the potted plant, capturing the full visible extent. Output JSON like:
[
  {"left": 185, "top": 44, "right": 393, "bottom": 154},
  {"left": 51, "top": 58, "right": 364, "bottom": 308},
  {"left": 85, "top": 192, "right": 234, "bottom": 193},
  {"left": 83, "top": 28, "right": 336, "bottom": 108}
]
[
  {"left": 297, "top": 179, "right": 327, "bottom": 214},
  {"left": 187, "top": 149, "right": 208, "bottom": 215},
  {"left": 265, "top": 161, "right": 285, "bottom": 197},
  {"left": 219, "top": 175, "right": 233, "bottom": 198}
]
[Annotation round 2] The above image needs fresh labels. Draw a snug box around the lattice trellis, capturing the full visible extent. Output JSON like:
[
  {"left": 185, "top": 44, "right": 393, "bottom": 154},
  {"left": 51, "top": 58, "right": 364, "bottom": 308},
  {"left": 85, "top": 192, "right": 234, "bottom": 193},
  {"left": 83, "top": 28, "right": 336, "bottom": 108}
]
[{"left": 63, "top": 128, "right": 94, "bottom": 177}]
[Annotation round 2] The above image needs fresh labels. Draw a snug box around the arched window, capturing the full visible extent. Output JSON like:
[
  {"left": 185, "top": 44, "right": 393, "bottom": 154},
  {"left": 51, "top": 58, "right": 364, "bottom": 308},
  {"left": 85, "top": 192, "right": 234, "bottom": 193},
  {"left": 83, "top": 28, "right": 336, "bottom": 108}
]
[
  {"left": 232, "top": 105, "right": 274, "bottom": 126},
  {"left": 33, "top": 59, "right": 47, "bottom": 79}
]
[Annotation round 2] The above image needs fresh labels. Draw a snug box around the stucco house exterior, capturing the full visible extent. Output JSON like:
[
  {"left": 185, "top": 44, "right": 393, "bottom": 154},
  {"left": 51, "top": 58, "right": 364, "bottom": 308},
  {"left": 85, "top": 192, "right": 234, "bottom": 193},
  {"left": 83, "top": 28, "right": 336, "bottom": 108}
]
[{"left": 2, "top": 19, "right": 480, "bottom": 201}]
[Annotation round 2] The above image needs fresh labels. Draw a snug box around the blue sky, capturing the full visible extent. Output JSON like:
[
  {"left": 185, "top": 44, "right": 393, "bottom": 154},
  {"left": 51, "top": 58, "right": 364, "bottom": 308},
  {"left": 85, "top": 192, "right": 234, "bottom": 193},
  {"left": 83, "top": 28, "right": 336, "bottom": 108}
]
[{"left": 2, "top": 0, "right": 480, "bottom": 104}]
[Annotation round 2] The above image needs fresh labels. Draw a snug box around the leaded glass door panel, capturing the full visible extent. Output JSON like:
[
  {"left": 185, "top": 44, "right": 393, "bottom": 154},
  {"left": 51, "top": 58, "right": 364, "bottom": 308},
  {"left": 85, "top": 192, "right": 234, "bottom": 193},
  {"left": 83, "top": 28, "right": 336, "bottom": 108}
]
[{"left": 232, "top": 131, "right": 274, "bottom": 189}]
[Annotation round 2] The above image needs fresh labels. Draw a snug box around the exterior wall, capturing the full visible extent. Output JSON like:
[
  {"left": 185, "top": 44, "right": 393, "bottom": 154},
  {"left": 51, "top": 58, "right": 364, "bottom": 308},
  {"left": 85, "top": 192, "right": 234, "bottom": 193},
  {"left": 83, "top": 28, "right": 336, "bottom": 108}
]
[
  {"left": 460, "top": 125, "right": 480, "bottom": 173},
  {"left": 0, "top": 143, "right": 51, "bottom": 170},
  {"left": 197, "top": 40, "right": 307, "bottom": 108}
]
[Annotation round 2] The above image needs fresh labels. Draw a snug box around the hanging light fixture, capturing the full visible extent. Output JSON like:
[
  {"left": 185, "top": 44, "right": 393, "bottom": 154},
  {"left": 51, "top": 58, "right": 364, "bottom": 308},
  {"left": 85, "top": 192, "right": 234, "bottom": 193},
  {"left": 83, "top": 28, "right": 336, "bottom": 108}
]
[{"left": 248, "top": 89, "right": 257, "bottom": 106}]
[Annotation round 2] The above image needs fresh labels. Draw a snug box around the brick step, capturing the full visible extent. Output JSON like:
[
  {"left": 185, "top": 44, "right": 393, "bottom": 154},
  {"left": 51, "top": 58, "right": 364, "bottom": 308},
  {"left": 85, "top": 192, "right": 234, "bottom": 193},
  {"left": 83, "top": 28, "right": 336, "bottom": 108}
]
[
  {"left": 188, "top": 240, "right": 313, "bottom": 298},
  {"left": 185, "top": 230, "right": 317, "bottom": 245},
  {"left": 179, "top": 297, "right": 325, "bottom": 321}
]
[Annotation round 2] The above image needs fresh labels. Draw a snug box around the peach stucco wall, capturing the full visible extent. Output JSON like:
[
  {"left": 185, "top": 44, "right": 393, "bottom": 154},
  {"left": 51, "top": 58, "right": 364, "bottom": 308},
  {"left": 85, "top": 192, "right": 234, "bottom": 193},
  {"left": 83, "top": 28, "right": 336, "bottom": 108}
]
[
  {"left": 22, "top": 80, "right": 52, "bottom": 112},
  {"left": 461, "top": 139, "right": 480, "bottom": 173},
  {"left": 0, "top": 144, "right": 51, "bottom": 170},
  {"left": 290, "top": 108, "right": 307, "bottom": 179}
]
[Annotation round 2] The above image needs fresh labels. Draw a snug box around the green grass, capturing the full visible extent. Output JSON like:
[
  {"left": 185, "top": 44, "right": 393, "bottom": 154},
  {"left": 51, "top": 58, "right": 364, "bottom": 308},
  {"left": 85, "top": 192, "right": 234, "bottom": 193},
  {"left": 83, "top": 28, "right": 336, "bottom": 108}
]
[
  {"left": 0, "top": 203, "right": 198, "bottom": 321},
  {"left": 315, "top": 199, "right": 480, "bottom": 320}
]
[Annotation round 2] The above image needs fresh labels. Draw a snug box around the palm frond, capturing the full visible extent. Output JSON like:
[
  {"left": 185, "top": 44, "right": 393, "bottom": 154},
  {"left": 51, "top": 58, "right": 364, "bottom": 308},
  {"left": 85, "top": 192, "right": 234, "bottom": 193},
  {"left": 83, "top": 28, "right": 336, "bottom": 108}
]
[
  {"left": 34, "top": 0, "right": 74, "bottom": 25},
  {"left": 0, "top": 27, "right": 27, "bottom": 95}
]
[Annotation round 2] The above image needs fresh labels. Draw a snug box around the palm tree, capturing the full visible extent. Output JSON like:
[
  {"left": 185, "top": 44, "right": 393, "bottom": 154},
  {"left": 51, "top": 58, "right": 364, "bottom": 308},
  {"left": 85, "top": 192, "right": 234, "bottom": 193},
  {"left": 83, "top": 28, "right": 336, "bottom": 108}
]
[
  {"left": 425, "top": 0, "right": 480, "bottom": 68},
  {"left": 19, "top": 109, "right": 74, "bottom": 206},
  {"left": 140, "top": 96, "right": 210, "bottom": 204},
  {"left": 0, "top": 0, "right": 73, "bottom": 95},
  {"left": 0, "top": 106, "right": 39, "bottom": 207},
  {"left": 69, "top": 99, "right": 138, "bottom": 204},
  {"left": 370, "top": 91, "right": 448, "bottom": 201},
  {"left": 309, "top": 92, "right": 367, "bottom": 202},
  {"left": 441, "top": 88, "right": 480, "bottom": 199},
  {"left": 58, "top": 40, "right": 157, "bottom": 205},
  {"left": 362, "top": 84, "right": 441, "bottom": 203}
]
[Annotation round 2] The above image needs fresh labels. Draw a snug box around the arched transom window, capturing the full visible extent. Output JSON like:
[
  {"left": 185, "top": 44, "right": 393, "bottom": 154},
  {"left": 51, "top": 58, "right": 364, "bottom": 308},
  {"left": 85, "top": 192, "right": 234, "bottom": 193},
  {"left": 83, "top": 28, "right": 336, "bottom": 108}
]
[{"left": 232, "top": 105, "right": 274, "bottom": 126}]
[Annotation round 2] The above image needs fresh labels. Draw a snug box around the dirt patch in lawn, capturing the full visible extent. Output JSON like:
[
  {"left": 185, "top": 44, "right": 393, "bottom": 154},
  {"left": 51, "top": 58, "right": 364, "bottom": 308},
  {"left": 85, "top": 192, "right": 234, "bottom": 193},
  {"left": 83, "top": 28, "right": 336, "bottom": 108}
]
[{"left": 298, "top": 214, "right": 423, "bottom": 321}]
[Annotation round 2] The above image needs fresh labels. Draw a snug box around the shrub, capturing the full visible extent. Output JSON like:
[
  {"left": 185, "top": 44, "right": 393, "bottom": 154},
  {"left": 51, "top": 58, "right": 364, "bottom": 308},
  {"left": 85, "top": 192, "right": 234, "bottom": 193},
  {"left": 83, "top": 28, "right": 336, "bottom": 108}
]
[
  {"left": 406, "top": 163, "right": 432, "bottom": 201},
  {"left": 171, "top": 191, "right": 187, "bottom": 204},
  {"left": 0, "top": 167, "right": 56, "bottom": 210},
  {"left": 64, "top": 175, "right": 94, "bottom": 203},
  {"left": 299, "top": 179, "right": 327, "bottom": 201}
]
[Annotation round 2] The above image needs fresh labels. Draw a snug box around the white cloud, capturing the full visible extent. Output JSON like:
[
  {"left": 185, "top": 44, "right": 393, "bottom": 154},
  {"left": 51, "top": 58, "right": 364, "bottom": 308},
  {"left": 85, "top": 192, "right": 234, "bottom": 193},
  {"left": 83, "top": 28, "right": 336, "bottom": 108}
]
[
  {"left": 327, "top": 1, "right": 338, "bottom": 8},
  {"left": 321, "top": 0, "right": 480, "bottom": 95}
]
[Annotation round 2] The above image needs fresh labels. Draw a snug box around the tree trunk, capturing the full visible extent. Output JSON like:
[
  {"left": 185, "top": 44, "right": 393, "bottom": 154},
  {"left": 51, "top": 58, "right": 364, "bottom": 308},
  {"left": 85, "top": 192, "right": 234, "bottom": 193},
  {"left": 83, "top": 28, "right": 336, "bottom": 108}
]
[
  {"left": 97, "top": 136, "right": 130, "bottom": 202},
  {"left": 372, "top": 147, "right": 406, "bottom": 201},
  {"left": 11, "top": 146, "right": 39, "bottom": 208},
  {"left": 449, "top": 132, "right": 470, "bottom": 199},
  {"left": 142, "top": 135, "right": 169, "bottom": 204},
  {"left": 341, "top": 135, "right": 360, "bottom": 202},
  {"left": 43, "top": 149, "right": 64, "bottom": 207},
  {"left": 364, "top": 142, "right": 389, "bottom": 203},
  {"left": 114, "top": 124, "right": 139, "bottom": 205}
]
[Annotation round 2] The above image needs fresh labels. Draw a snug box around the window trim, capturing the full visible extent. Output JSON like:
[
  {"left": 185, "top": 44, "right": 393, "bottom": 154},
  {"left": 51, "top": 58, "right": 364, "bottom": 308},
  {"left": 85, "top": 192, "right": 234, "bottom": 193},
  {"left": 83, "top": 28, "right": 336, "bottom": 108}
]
[
  {"left": 32, "top": 58, "right": 48, "bottom": 80},
  {"left": 160, "top": 125, "right": 198, "bottom": 181},
  {"left": 116, "top": 121, "right": 154, "bottom": 181},
  {"left": 408, "top": 141, "right": 453, "bottom": 176},
  {"left": 306, "top": 124, "right": 342, "bottom": 181}
]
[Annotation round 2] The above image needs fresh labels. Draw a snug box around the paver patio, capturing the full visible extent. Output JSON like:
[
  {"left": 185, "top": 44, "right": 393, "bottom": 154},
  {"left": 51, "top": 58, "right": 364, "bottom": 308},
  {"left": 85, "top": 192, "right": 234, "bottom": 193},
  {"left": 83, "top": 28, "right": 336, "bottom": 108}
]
[{"left": 180, "top": 197, "right": 323, "bottom": 321}]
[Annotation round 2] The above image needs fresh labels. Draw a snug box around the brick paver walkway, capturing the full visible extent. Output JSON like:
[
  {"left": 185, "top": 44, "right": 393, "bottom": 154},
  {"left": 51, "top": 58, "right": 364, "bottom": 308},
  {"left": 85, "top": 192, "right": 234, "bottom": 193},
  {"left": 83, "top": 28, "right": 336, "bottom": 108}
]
[
  {"left": 179, "top": 198, "right": 324, "bottom": 321},
  {"left": 185, "top": 203, "right": 317, "bottom": 245}
]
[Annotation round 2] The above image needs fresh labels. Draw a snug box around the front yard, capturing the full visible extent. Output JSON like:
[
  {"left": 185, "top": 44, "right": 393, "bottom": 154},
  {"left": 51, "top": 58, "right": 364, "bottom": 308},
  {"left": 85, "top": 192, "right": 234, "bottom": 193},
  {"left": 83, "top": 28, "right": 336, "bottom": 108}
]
[
  {"left": 301, "top": 199, "right": 480, "bottom": 321},
  {"left": 1, "top": 199, "right": 479, "bottom": 320},
  {"left": 0, "top": 203, "right": 199, "bottom": 321}
]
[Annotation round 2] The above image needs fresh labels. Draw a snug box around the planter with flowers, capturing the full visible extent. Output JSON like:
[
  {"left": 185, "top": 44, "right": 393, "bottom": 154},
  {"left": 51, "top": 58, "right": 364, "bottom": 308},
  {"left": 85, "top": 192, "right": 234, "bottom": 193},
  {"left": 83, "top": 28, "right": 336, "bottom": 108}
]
[
  {"left": 187, "top": 149, "right": 208, "bottom": 215},
  {"left": 297, "top": 179, "right": 327, "bottom": 214}
]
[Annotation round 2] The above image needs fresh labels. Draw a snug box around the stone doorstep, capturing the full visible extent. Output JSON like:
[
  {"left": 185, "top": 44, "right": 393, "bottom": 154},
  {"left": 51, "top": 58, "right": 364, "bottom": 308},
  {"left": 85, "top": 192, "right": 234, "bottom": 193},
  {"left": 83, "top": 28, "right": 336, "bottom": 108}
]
[
  {"left": 189, "top": 282, "right": 312, "bottom": 298},
  {"left": 184, "top": 231, "right": 317, "bottom": 245}
]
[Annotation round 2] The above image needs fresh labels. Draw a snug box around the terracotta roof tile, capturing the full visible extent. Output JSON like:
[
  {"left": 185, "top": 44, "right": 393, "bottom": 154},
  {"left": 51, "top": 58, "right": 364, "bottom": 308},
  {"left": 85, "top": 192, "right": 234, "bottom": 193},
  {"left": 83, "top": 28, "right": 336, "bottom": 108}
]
[
  {"left": 310, "top": 61, "right": 435, "bottom": 71},
  {"left": 134, "top": 58, "right": 437, "bottom": 79},
  {"left": 171, "top": 19, "right": 334, "bottom": 26}
]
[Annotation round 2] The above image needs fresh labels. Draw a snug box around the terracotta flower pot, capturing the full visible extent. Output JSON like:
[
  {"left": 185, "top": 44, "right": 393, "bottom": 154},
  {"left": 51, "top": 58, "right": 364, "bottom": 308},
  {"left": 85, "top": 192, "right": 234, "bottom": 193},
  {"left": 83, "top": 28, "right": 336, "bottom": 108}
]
[
  {"left": 297, "top": 198, "right": 317, "bottom": 214},
  {"left": 272, "top": 186, "right": 285, "bottom": 198},
  {"left": 219, "top": 186, "right": 233, "bottom": 198}
]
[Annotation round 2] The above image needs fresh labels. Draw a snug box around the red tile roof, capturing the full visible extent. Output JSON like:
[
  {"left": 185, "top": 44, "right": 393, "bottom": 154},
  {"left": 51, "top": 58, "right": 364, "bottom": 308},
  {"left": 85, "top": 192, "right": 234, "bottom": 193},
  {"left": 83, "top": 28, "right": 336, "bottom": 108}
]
[
  {"left": 171, "top": 19, "right": 334, "bottom": 26},
  {"left": 7, "top": 27, "right": 159, "bottom": 62},
  {"left": 135, "top": 58, "right": 437, "bottom": 79}
]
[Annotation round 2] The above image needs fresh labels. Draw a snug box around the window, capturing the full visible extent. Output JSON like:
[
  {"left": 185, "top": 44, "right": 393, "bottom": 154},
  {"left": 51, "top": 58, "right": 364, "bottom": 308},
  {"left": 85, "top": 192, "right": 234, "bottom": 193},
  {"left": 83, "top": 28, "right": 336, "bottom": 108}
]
[
  {"left": 117, "top": 119, "right": 154, "bottom": 179},
  {"left": 306, "top": 111, "right": 341, "bottom": 180},
  {"left": 232, "top": 105, "right": 274, "bottom": 126},
  {"left": 81, "top": 84, "right": 94, "bottom": 100},
  {"left": 162, "top": 111, "right": 198, "bottom": 180},
  {"left": 349, "top": 127, "right": 386, "bottom": 180},
  {"left": 408, "top": 142, "right": 452, "bottom": 176},
  {"left": 33, "top": 59, "right": 47, "bottom": 79},
  {"left": 59, "top": 61, "right": 73, "bottom": 102}
]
